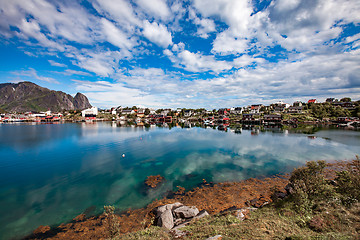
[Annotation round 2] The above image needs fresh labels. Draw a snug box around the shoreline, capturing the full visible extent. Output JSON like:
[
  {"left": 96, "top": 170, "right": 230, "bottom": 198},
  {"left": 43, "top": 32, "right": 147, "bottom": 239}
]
[
  {"left": 23, "top": 160, "right": 353, "bottom": 240},
  {"left": 25, "top": 175, "right": 289, "bottom": 239}
]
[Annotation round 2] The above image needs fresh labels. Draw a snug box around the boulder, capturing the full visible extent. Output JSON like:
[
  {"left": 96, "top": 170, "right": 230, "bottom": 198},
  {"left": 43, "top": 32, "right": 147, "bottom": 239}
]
[
  {"left": 194, "top": 210, "right": 209, "bottom": 219},
  {"left": 157, "top": 209, "right": 174, "bottom": 230},
  {"left": 154, "top": 202, "right": 183, "bottom": 216},
  {"left": 173, "top": 206, "right": 199, "bottom": 219},
  {"left": 273, "top": 191, "right": 287, "bottom": 200}
]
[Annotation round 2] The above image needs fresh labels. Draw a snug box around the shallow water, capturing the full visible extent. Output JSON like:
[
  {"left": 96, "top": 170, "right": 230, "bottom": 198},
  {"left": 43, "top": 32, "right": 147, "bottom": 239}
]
[{"left": 0, "top": 122, "right": 359, "bottom": 239}]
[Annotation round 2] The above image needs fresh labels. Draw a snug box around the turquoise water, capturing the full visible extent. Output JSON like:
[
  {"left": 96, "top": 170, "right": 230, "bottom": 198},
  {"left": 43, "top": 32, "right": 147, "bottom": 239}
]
[{"left": 0, "top": 122, "right": 359, "bottom": 239}]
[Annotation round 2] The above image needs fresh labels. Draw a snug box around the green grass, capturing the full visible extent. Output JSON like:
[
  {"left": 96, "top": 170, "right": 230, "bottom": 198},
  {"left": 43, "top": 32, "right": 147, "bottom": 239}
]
[{"left": 116, "top": 204, "right": 358, "bottom": 239}]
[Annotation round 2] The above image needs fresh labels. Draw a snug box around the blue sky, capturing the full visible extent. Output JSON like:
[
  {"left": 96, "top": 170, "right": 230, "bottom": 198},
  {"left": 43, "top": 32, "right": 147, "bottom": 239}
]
[{"left": 0, "top": 0, "right": 359, "bottom": 109}]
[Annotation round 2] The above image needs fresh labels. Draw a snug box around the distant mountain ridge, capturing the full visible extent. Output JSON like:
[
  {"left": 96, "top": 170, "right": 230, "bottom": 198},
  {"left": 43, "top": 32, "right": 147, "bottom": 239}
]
[{"left": 0, "top": 81, "right": 92, "bottom": 112}]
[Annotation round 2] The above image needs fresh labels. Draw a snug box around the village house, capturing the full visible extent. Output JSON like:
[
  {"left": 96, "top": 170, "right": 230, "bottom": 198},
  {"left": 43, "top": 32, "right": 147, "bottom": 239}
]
[
  {"left": 326, "top": 98, "right": 336, "bottom": 103},
  {"left": 287, "top": 106, "right": 303, "bottom": 114},
  {"left": 308, "top": 99, "right": 317, "bottom": 104},
  {"left": 272, "top": 101, "right": 290, "bottom": 112},
  {"left": 293, "top": 101, "right": 303, "bottom": 107},
  {"left": 230, "top": 107, "right": 243, "bottom": 115},
  {"left": 121, "top": 109, "right": 135, "bottom": 115},
  {"left": 263, "top": 114, "right": 282, "bottom": 125},
  {"left": 218, "top": 108, "right": 228, "bottom": 115},
  {"left": 332, "top": 102, "right": 355, "bottom": 110},
  {"left": 249, "top": 104, "right": 263, "bottom": 114},
  {"left": 81, "top": 107, "right": 98, "bottom": 117},
  {"left": 242, "top": 113, "right": 262, "bottom": 125},
  {"left": 160, "top": 109, "right": 171, "bottom": 116},
  {"left": 184, "top": 110, "right": 193, "bottom": 117}
]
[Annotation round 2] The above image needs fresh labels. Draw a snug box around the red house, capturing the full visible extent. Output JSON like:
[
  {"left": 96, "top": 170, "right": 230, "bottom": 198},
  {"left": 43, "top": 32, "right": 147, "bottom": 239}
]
[{"left": 308, "top": 99, "right": 317, "bottom": 104}]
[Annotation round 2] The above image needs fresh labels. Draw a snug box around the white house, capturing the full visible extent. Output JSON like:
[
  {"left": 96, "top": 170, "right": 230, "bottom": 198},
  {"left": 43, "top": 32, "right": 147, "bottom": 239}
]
[
  {"left": 82, "top": 107, "right": 98, "bottom": 117},
  {"left": 230, "top": 107, "right": 243, "bottom": 115}
]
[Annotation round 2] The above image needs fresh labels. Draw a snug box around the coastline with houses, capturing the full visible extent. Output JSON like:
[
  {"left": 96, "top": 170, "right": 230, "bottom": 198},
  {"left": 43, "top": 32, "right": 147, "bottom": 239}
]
[{"left": 1, "top": 98, "right": 359, "bottom": 129}]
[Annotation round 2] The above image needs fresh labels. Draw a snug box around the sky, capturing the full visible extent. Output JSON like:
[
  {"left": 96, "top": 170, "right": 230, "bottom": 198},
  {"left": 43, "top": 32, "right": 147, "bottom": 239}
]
[{"left": 0, "top": 0, "right": 360, "bottom": 109}]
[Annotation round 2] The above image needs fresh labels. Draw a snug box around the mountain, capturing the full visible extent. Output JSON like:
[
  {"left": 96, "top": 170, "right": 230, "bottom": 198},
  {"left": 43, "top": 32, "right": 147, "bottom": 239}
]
[{"left": 0, "top": 81, "right": 92, "bottom": 112}]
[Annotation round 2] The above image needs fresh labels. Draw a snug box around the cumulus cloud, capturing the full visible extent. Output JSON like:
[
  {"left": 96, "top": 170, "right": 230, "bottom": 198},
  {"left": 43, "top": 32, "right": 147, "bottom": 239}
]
[
  {"left": 188, "top": 7, "right": 216, "bottom": 38},
  {"left": 92, "top": 0, "right": 141, "bottom": 30},
  {"left": 72, "top": 80, "right": 168, "bottom": 108},
  {"left": 101, "top": 18, "right": 136, "bottom": 50},
  {"left": 142, "top": 20, "right": 173, "bottom": 48},
  {"left": 1, "top": 0, "right": 360, "bottom": 108},
  {"left": 135, "top": 0, "right": 171, "bottom": 21}
]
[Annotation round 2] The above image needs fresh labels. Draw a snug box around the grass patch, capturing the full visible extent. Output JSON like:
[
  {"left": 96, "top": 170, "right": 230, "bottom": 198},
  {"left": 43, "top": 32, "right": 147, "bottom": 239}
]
[{"left": 115, "top": 226, "right": 171, "bottom": 240}]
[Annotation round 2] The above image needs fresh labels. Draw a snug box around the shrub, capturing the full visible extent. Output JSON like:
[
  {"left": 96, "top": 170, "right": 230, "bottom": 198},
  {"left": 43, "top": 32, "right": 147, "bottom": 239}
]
[
  {"left": 335, "top": 157, "right": 360, "bottom": 206},
  {"left": 289, "top": 161, "right": 336, "bottom": 215}
]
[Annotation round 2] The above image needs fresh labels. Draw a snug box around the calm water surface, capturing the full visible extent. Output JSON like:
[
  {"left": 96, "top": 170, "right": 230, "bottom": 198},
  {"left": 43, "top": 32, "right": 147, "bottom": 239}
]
[{"left": 0, "top": 122, "right": 359, "bottom": 239}]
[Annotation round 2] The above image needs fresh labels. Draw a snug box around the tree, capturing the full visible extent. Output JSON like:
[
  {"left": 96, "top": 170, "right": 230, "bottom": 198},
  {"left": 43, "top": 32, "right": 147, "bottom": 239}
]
[
  {"left": 144, "top": 108, "right": 150, "bottom": 115},
  {"left": 340, "top": 97, "right": 351, "bottom": 102}
]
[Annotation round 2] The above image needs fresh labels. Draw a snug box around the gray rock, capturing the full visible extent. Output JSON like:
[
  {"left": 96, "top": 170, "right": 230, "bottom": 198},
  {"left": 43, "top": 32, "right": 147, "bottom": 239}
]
[
  {"left": 273, "top": 191, "right": 287, "bottom": 199},
  {"left": 172, "top": 220, "right": 191, "bottom": 230},
  {"left": 155, "top": 202, "right": 183, "bottom": 216},
  {"left": 235, "top": 207, "right": 257, "bottom": 221},
  {"left": 194, "top": 210, "right": 209, "bottom": 219},
  {"left": 173, "top": 206, "right": 200, "bottom": 219},
  {"left": 206, "top": 235, "right": 222, "bottom": 240},
  {"left": 171, "top": 229, "right": 188, "bottom": 238},
  {"left": 285, "top": 183, "right": 294, "bottom": 195},
  {"left": 157, "top": 209, "right": 174, "bottom": 229}
]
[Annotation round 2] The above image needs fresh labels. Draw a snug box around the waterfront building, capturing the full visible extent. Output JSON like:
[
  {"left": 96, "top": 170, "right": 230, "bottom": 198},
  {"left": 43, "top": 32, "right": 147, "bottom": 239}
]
[{"left": 82, "top": 107, "right": 98, "bottom": 117}]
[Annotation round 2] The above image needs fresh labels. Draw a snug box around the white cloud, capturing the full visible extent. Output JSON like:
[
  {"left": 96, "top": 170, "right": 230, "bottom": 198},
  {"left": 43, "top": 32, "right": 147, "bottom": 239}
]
[
  {"left": 193, "top": 0, "right": 253, "bottom": 35},
  {"left": 212, "top": 31, "right": 249, "bottom": 55},
  {"left": 178, "top": 50, "right": 233, "bottom": 73},
  {"left": 188, "top": 8, "right": 216, "bottom": 38},
  {"left": 48, "top": 60, "right": 67, "bottom": 68},
  {"left": 92, "top": 0, "right": 141, "bottom": 30},
  {"left": 101, "top": 18, "right": 136, "bottom": 50},
  {"left": 73, "top": 80, "right": 167, "bottom": 108},
  {"left": 73, "top": 50, "right": 127, "bottom": 77},
  {"left": 135, "top": 0, "right": 171, "bottom": 21},
  {"left": 165, "top": 48, "right": 233, "bottom": 73},
  {"left": 11, "top": 68, "right": 59, "bottom": 84},
  {"left": 142, "top": 20, "right": 173, "bottom": 48},
  {"left": 0, "top": 0, "right": 100, "bottom": 44}
]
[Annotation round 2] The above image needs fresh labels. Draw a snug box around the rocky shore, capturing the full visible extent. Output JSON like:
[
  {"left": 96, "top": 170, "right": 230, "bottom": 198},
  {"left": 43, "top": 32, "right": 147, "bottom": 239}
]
[
  {"left": 25, "top": 176, "right": 288, "bottom": 240},
  {"left": 24, "top": 159, "right": 358, "bottom": 240}
]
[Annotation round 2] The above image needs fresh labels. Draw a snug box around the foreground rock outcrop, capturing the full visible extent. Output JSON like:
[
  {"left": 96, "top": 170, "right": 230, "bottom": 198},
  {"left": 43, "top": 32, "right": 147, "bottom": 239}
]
[{"left": 153, "top": 202, "right": 207, "bottom": 230}]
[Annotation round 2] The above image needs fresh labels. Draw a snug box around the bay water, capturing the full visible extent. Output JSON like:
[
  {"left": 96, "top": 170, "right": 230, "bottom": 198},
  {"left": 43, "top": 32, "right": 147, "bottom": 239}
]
[{"left": 0, "top": 122, "right": 359, "bottom": 239}]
